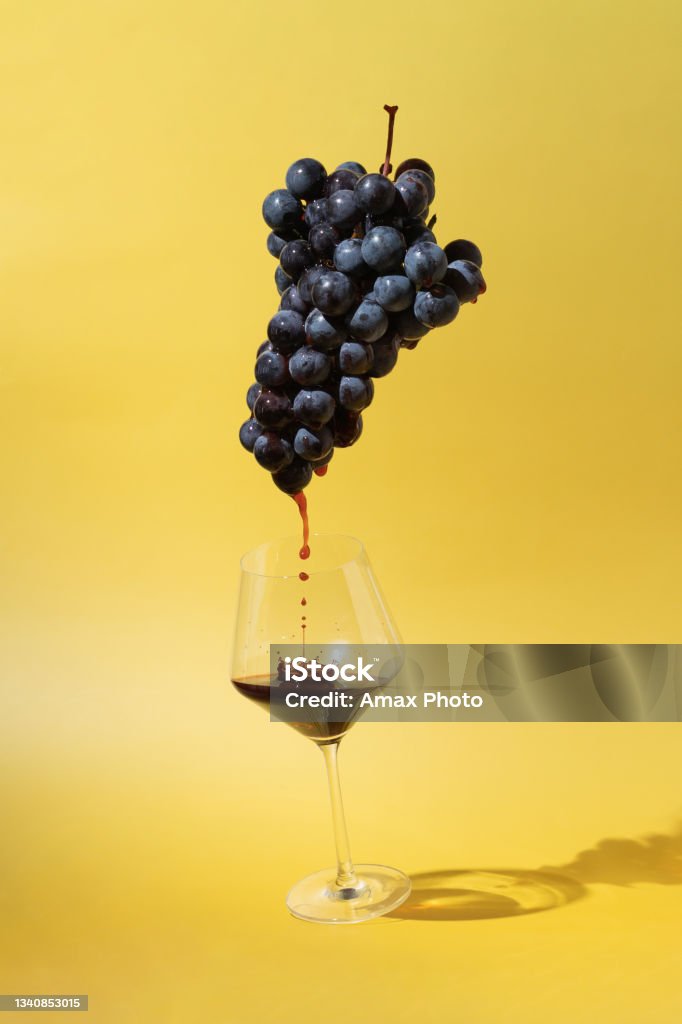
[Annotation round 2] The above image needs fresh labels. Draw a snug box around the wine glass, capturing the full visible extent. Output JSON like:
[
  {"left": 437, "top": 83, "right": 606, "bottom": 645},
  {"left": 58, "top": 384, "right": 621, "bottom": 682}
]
[{"left": 231, "top": 533, "right": 411, "bottom": 923}]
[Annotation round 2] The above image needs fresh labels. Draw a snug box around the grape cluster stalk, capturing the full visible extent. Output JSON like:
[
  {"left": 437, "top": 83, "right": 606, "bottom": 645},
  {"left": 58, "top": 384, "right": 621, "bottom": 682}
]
[{"left": 239, "top": 105, "right": 486, "bottom": 495}]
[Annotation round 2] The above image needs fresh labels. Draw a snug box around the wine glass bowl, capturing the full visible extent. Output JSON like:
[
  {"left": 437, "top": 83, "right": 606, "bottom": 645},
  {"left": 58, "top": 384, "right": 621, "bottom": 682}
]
[{"left": 231, "top": 533, "right": 411, "bottom": 923}]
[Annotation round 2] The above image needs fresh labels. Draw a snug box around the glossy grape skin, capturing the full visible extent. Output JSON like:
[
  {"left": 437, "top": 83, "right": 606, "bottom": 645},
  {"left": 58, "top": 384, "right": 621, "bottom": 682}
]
[
  {"left": 444, "top": 239, "right": 483, "bottom": 268},
  {"left": 413, "top": 283, "right": 460, "bottom": 327},
  {"left": 272, "top": 457, "right": 313, "bottom": 494},
  {"left": 361, "top": 226, "right": 406, "bottom": 272},
  {"left": 397, "top": 168, "right": 436, "bottom": 205},
  {"left": 253, "top": 389, "right": 293, "bottom": 430},
  {"left": 354, "top": 173, "right": 396, "bottom": 214},
  {"left": 279, "top": 285, "right": 310, "bottom": 316},
  {"left": 267, "top": 231, "right": 288, "bottom": 258},
  {"left": 297, "top": 265, "right": 327, "bottom": 305},
  {"left": 246, "top": 382, "right": 261, "bottom": 410},
  {"left": 253, "top": 431, "right": 294, "bottom": 472},
  {"left": 373, "top": 274, "right": 414, "bottom": 312},
  {"left": 393, "top": 157, "right": 436, "bottom": 182},
  {"left": 327, "top": 190, "right": 362, "bottom": 233},
  {"left": 368, "top": 333, "right": 400, "bottom": 377},
  {"left": 333, "top": 238, "right": 368, "bottom": 277},
  {"left": 304, "top": 198, "right": 329, "bottom": 228},
  {"left": 338, "top": 341, "right": 374, "bottom": 374},
  {"left": 256, "top": 340, "right": 272, "bottom": 356},
  {"left": 311, "top": 271, "right": 357, "bottom": 316},
  {"left": 338, "top": 376, "right": 374, "bottom": 411},
  {"left": 332, "top": 408, "right": 363, "bottom": 447},
  {"left": 262, "top": 189, "right": 304, "bottom": 232},
  {"left": 255, "top": 350, "right": 289, "bottom": 387},
  {"left": 443, "top": 260, "right": 487, "bottom": 303},
  {"left": 292, "top": 388, "right": 336, "bottom": 428},
  {"left": 392, "top": 306, "right": 431, "bottom": 341},
  {"left": 336, "top": 161, "right": 367, "bottom": 176},
  {"left": 239, "top": 418, "right": 264, "bottom": 452},
  {"left": 288, "top": 347, "right": 331, "bottom": 386},
  {"left": 285, "top": 158, "right": 327, "bottom": 201},
  {"left": 275, "top": 266, "right": 291, "bottom": 295},
  {"left": 404, "top": 241, "right": 448, "bottom": 287},
  {"left": 326, "top": 168, "right": 360, "bottom": 195},
  {"left": 309, "top": 222, "right": 341, "bottom": 261},
  {"left": 345, "top": 296, "right": 388, "bottom": 343},
  {"left": 394, "top": 176, "right": 429, "bottom": 218},
  {"left": 294, "top": 425, "right": 334, "bottom": 462},
  {"left": 267, "top": 310, "right": 305, "bottom": 354},
  {"left": 279, "top": 240, "right": 314, "bottom": 281},
  {"left": 304, "top": 309, "right": 346, "bottom": 351}
]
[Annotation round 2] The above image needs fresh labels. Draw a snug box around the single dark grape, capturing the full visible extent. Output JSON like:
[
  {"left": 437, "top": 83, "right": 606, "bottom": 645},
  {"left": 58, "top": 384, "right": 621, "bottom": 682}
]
[
  {"left": 394, "top": 176, "right": 429, "bottom": 218},
  {"left": 285, "top": 158, "right": 327, "bottom": 201},
  {"left": 309, "top": 222, "right": 341, "bottom": 261},
  {"left": 253, "top": 431, "right": 294, "bottom": 472},
  {"left": 289, "top": 347, "right": 331, "bottom": 386},
  {"left": 404, "top": 241, "right": 448, "bottom": 287},
  {"left": 304, "top": 309, "right": 346, "bottom": 350},
  {"left": 311, "top": 271, "right": 357, "bottom": 316},
  {"left": 292, "top": 388, "right": 336, "bottom": 428},
  {"left": 294, "top": 425, "right": 334, "bottom": 462},
  {"left": 298, "top": 265, "right": 327, "bottom": 305},
  {"left": 332, "top": 408, "right": 363, "bottom": 447},
  {"left": 326, "top": 168, "right": 361, "bottom": 195},
  {"left": 339, "top": 341, "right": 374, "bottom": 374},
  {"left": 444, "top": 239, "right": 483, "bottom": 268},
  {"left": 272, "top": 457, "right": 313, "bottom": 494},
  {"left": 279, "top": 240, "right": 314, "bottom": 281},
  {"left": 267, "top": 310, "right": 305, "bottom": 354},
  {"left": 373, "top": 274, "right": 415, "bottom": 312},
  {"left": 397, "top": 168, "right": 436, "bottom": 205},
  {"left": 256, "top": 340, "right": 272, "bottom": 356},
  {"left": 304, "top": 198, "right": 329, "bottom": 228},
  {"left": 275, "top": 266, "right": 291, "bottom": 295},
  {"left": 354, "top": 173, "right": 396, "bottom": 214},
  {"left": 262, "top": 189, "right": 304, "bottom": 232},
  {"left": 267, "top": 231, "right": 288, "bottom": 258},
  {"left": 403, "top": 217, "right": 437, "bottom": 246},
  {"left": 443, "top": 260, "right": 487, "bottom": 303},
  {"left": 336, "top": 161, "right": 367, "bottom": 176},
  {"left": 345, "top": 296, "right": 388, "bottom": 342},
  {"left": 361, "top": 226, "right": 406, "bottom": 273},
  {"left": 369, "top": 333, "right": 400, "bottom": 377},
  {"left": 279, "top": 285, "right": 310, "bottom": 316},
  {"left": 246, "top": 382, "right": 261, "bottom": 410},
  {"left": 253, "top": 389, "right": 293, "bottom": 429},
  {"left": 239, "top": 418, "right": 264, "bottom": 452},
  {"left": 327, "top": 190, "right": 363, "bottom": 233},
  {"left": 393, "top": 158, "right": 436, "bottom": 182},
  {"left": 255, "top": 350, "right": 290, "bottom": 387},
  {"left": 333, "top": 238, "right": 368, "bottom": 277},
  {"left": 338, "top": 376, "right": 374, "bottom": 411},
  {"left": 413, "top": 283, "right": 460, "bottom": 327}
]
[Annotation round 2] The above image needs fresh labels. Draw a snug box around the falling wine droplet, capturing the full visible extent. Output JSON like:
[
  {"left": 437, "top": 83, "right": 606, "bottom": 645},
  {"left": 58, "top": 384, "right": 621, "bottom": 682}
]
[
  {"left": 301, "top": 597, "right": 307, "bottom": 606},
  {"left": 299, "top": 571, "right": 309, "bottom": 581},
  {"left": 291, "top": 491, "right": 310, "bottom": 559}
]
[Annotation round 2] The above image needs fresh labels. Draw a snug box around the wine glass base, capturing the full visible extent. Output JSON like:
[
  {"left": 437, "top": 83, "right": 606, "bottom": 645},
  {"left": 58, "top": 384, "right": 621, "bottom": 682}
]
[{"left": 286, "top": 864, "right": 411, "bottom": 924}]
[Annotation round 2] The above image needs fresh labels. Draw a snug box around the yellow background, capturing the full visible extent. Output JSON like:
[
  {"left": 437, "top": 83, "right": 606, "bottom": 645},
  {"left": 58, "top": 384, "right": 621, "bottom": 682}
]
[{"left": 1, "top": 0, "right": 682, "bottom": 1021}]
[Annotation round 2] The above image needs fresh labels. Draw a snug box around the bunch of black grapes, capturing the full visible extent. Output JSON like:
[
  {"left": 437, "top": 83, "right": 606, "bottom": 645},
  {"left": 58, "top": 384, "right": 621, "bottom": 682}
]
[{"left": 239, "top": 156, "right": 486, "bottom": 494}]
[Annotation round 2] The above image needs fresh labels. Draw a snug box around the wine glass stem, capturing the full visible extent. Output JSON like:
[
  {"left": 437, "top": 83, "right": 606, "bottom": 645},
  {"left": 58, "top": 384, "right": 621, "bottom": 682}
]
[{"left": 320, "top": 740, "right": 357, "bottom": 889}]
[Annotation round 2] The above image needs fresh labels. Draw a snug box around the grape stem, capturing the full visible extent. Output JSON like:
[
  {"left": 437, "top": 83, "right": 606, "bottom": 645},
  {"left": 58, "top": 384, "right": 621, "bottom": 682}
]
[{"left": 381, "top": 105, "right": 399, "bottom": 177}]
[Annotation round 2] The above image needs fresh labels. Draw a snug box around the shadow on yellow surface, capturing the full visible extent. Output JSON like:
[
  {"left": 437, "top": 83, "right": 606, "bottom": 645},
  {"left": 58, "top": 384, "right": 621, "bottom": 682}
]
[
  {"left": 391, "top": 820, "right": 682, "bottom": 921},
  {"left": 390, "top": 869, "right": 585, "bottom": 921}
]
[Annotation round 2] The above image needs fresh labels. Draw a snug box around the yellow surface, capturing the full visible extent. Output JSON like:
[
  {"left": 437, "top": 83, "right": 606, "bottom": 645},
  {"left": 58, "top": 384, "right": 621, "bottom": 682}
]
[{"left": 1, "top": 1, "right": 682, "bottom": 1022}]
